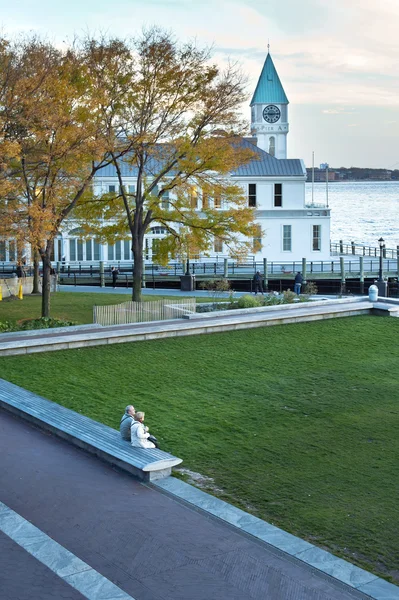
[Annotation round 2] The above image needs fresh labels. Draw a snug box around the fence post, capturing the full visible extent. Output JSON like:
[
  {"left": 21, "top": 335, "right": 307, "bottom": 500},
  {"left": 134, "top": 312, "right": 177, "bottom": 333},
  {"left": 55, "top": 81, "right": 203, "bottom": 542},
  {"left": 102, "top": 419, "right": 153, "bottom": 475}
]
[
  {"left": 351, "top": 241, "right": 355, "bottom": 255},
  {"left": 301, "top": 258, "right": 307, "bottom": 283},
  {"left": 223, "top": 258, "right": 228, "bottom": 278},
  {"left": 359, "top": 256, "right": 364, "bottom": 294},
  {"left": 100, "top": 261, "right": 105, "bottom": 287},
  {"left": 340, "top": 256, "right": 346, "bottom": 294},
  {"left": 263, "top": 257, "right": 268, "bottom": 291},
  {"left": 339, "top": 239, "right": 343, "bottom": 254}
]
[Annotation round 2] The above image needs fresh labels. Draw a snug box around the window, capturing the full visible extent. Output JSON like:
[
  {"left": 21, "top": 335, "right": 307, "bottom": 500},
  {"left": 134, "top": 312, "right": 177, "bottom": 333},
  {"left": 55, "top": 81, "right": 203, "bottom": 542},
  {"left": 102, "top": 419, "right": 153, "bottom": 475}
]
[
  {"left": 115, "top": 241, "right": 121, "bottom": 261},
  {"left": 283, "top": 225, "right": 292, "bottom": 252},
  {"left": 0, "top": 241, "right": 6, "bottom": 261},
  {"left": 312, "top": 225, "right": 321, "bottom": 251},
  {"left": 202, "top": 192, "right": 209, "bottom": 209},
  {"left": 128, "top": 185, "right": 135, "bottom": 194},
  {"left": 108, "top": 244, "right": 115, "bottom": 261},
  {"left": 214, "top": 237, "right": 223, "bottom": 253},
  {"left": 248, "top": 184, "right": 256, "bottom": 207},
  {"left": 274, "top": 183, "right": 282, "bottom": 207},
  {"left": 94, "top": 240, "right": 101, "bottom": 261},
  {"left": 269, "top": 137, "right": 275, "bottom": 157},
  {"left": 69, "top": 239, "right": 76, "bottom": 261},
  {"left": 124, "top": 240, "right": 131, "bottom": 260},
  {"left": 161, "top": 190, "right": 169, "bottom": 210},
  {"left": 190, "top": 187, "right": 198, "bottom": 209},
  {"left": 145, "top": 238, "right": 149, "bottom": 260},
  {"left": 77, "top": 240, "right": 83, "bottom": 262},
  {"left": 86, "top": 240, "right": 92, "bottom": 261},
  {"left": 9, "top": 241, "right": 16, "bottom": 262},
  {"left": 214, "top": 192, "right": 221, "bottom": 208},
  {"left": 253, "top": 225, "right": 262, "bottom": 253},
  {"left": 108, "top": 185, "right": 116, "bottom": 193}
]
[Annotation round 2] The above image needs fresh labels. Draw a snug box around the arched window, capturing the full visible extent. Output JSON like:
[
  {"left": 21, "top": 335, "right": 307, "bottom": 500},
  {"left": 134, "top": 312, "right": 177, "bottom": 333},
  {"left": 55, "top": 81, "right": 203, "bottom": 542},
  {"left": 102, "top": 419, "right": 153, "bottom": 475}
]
[
  {"left": 150, "top": 226, "right": 167, "bottom": 235},
  {"left": 269, "top": 136, "right": 275, "bottom": 157}
]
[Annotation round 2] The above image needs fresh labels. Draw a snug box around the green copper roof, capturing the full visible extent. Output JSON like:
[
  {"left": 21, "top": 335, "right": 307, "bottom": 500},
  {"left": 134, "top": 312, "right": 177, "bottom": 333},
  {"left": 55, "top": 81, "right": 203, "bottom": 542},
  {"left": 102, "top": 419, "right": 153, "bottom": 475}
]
[{"left": 250, "top": 53, "right": 289, "bottom": 106}]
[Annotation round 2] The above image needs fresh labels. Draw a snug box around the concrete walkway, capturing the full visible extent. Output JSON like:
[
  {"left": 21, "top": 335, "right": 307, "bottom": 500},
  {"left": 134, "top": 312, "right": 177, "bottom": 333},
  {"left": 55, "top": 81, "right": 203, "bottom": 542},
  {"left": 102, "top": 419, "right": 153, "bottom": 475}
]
[{"left": 0, "top": 409, "right": 379, "bottom": 600}]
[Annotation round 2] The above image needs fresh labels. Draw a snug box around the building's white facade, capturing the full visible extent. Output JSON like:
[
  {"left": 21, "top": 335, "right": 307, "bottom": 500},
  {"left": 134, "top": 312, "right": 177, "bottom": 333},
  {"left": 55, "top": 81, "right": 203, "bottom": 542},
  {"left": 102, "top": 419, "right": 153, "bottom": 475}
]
[{"left": 0, "top": 52, "right": 331, "bottom": 266}]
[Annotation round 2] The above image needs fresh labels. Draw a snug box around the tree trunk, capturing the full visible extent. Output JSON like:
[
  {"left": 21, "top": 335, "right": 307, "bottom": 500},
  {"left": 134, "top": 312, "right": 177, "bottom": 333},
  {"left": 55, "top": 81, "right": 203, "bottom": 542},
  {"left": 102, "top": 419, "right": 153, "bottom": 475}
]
[
  {"left": 32, "top": 249, "right": 40, "bottom": 294},
  {"left": 132, "top": 235, "right": 143, "bottom": 302},
  {"left": 41, "top": 245, "right": 53, "bottom": 318}
]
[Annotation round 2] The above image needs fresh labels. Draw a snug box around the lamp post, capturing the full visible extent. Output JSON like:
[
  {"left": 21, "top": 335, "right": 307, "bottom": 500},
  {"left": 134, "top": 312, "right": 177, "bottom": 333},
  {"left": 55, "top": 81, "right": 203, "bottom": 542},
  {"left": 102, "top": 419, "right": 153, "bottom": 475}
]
[
  {"left": 376, "top": 237, "right": 387, "bottom": 297},
  {"left": 378, "top": 237, "right": 384, "bottom": 281}
]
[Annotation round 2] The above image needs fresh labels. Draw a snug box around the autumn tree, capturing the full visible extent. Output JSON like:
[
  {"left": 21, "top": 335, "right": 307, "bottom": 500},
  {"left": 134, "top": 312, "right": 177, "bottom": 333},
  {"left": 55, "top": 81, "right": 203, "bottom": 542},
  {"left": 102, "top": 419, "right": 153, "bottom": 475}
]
[
  {"left": 79, "top": 29, "right": 259, "bottom": 301},
  {"left": 0, "top": 36, "right": 134, "bottom": 316}
]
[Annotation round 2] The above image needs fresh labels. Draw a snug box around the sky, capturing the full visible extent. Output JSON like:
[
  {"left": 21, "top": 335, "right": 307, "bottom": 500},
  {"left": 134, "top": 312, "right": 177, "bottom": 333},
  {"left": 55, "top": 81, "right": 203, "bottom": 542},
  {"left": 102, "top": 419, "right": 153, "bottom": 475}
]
[{"left": 1, "top": 0, "right": 399, "bottom": 168}]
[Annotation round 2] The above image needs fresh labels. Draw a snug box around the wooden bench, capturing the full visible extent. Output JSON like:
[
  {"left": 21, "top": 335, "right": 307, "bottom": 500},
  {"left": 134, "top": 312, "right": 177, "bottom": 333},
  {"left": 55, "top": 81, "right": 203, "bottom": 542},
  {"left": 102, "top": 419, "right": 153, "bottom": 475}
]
[{"left": 0, "top": 378, "right": 182, "bottom": 481}]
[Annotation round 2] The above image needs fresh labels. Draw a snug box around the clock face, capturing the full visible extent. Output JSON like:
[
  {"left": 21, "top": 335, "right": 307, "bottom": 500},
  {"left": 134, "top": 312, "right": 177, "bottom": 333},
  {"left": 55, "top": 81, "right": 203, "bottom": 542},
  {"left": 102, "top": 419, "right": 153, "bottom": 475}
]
[{"left": 263, "top": 105, "right": 281, "bottom": 123}]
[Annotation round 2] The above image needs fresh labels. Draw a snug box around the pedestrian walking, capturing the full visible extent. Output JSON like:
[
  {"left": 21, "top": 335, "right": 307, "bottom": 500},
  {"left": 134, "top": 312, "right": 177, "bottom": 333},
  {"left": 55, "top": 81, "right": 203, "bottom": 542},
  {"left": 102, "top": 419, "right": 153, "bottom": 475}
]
[
  {"left": 111, "top": 266, "right": 119, "bottom": 288},
  {"left": 253, "top": 271, "right": 264, "bottom": 295},
  {"left": 294, "top": 272, "right": 303, "bottom": 295}
]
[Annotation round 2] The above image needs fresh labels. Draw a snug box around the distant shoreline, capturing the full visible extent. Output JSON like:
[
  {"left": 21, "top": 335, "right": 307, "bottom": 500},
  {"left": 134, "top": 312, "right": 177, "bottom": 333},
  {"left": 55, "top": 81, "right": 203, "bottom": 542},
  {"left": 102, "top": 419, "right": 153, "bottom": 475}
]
[{"left": 306, "top": 179, "right": 399, "bottom": 183}]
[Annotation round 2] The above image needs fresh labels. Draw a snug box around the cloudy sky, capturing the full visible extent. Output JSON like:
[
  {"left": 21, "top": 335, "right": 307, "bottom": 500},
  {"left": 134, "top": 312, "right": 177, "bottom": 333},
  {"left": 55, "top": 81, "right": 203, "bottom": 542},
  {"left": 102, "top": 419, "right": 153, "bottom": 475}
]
[{"left": 2, "top": 0, "right": 399, "bottom": 168}]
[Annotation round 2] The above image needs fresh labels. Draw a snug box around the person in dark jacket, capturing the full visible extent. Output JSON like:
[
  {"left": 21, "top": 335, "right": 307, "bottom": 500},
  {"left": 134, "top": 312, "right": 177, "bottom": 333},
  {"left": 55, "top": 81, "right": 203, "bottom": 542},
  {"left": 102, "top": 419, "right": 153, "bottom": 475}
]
[
  {"left": 253, "top": 271, "right": 264, "bottom": 295},
  {"left": 120, "top": 405, "right": 135, "bottom": 441},
  {"left": 111, "top": 266, "right": 119, "bottom": 288},
  {"left": 294, "top": 272, "right": 303, "bottom": 295}
]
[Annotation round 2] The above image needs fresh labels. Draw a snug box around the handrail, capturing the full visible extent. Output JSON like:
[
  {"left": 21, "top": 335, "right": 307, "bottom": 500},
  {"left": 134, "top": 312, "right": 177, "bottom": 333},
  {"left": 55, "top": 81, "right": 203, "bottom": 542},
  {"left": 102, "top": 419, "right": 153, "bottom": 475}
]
[{"left": 330, "top": 240, "right": 399, "bottom": 259}]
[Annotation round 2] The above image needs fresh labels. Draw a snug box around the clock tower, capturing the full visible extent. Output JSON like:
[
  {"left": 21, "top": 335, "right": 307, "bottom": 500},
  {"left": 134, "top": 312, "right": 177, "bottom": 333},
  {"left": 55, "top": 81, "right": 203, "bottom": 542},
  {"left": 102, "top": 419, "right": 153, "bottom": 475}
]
[{"left": 250, "top": 52, "right": 289, "bottom": 159}]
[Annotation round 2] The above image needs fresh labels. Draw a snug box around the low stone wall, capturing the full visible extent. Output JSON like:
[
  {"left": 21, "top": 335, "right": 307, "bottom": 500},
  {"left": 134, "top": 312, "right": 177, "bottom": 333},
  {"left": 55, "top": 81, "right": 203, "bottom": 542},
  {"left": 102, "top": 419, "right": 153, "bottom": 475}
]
[{"left": 0, "top": 276, "right": 57, "bottom": 298}]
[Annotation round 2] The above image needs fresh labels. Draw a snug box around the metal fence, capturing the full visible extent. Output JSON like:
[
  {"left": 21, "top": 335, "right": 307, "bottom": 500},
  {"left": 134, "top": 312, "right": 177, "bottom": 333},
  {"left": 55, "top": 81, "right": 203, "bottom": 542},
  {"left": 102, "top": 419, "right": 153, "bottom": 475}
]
[
  {"left": 93, "top": 298, "right": 196, "bottom": 326},
  {"left": 330, "top": 241, "right": 399, "bottom": 259}
]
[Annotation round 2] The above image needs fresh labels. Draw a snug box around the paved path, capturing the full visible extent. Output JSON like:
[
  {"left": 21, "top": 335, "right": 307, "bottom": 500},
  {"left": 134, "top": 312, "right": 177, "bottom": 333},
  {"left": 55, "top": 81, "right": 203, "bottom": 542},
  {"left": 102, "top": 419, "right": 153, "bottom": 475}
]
[{"left": 0, "top": 410, "right": 372, "bottom": 600}]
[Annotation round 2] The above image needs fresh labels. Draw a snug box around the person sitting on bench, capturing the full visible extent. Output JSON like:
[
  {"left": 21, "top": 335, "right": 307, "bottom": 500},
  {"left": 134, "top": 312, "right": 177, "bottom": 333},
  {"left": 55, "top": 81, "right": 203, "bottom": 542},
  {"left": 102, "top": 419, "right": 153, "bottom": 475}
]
[
  {"left": 130, "top": 412, "right": 156, "bottom": 449},
  {"left": 120, "top": 405, "right": 135, "bottom": 441}
]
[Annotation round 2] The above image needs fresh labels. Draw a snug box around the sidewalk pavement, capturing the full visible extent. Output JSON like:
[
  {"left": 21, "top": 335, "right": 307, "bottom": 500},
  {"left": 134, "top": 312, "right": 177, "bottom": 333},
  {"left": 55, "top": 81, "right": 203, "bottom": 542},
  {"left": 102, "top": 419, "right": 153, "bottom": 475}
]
[
  {"left": 0, "top": 409, "right": 374, "bottom": 600},
  {"left": 58, "top": 284, "right": 339, "bottom": 300}
]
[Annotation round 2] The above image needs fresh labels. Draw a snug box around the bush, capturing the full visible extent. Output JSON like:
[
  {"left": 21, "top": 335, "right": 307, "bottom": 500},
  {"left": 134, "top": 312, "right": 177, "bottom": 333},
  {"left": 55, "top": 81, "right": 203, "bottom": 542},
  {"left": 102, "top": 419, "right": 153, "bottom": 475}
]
[
  {"left": 0, "top": 320, "right": 16, "bottom": 332},
  {"left": 18, "top": 317, "right": 76, "bottom": 330},
  {"left": 282, "top": 290, "right": 297, "bottom": 304},
  {"left": 303, "top": 281, "right": 318, "bottom": 295},
  {"left": 237, "top": 294, "right": 262, "bottom": 308}
]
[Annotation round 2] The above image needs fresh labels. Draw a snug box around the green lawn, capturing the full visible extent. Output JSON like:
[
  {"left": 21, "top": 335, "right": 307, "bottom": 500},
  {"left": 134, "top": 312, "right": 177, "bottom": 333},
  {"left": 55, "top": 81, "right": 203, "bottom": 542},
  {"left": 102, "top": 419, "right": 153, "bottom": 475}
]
[
  {"left": 0, "top": 291, "right": 213, "bottom": 326},
  {"left": 0, "top": 315, "right": 398, "bottom": 582}
]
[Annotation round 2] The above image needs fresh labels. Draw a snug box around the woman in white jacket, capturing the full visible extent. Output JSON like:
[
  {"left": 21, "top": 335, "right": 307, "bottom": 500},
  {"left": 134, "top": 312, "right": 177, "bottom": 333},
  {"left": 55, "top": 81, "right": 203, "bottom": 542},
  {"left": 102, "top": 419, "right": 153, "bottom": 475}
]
[{"left": 130, "top": 412, "right": 156, "bottom": 449}]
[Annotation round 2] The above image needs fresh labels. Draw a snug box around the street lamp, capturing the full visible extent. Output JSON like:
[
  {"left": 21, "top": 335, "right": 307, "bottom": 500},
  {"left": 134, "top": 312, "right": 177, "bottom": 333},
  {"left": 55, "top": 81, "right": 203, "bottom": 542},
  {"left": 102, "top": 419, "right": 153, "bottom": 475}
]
[{"left": 378, "top": 237, "right": 384, "bottom": 281}]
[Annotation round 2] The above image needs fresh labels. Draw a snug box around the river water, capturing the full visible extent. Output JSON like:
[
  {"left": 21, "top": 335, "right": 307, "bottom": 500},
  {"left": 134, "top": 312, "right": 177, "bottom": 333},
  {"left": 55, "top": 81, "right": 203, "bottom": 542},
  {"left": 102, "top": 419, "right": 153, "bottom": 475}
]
[{"left": 305, "top": 181, "right": 399, "bottom": 249}]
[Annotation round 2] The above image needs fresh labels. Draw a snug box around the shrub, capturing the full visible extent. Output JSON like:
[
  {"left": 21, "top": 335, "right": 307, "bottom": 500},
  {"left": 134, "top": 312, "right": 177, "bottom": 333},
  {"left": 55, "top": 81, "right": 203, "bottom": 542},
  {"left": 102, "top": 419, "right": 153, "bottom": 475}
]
[
  {"left": 303, "top": 281, "right": 318, "bottom": 295},
  {"left": 0, "top": 320, "right": 16, "bottom": 332},
  {"left": 237, "top": 294, "right": 262, "bottom": 308},
  {"left": 282, "top": 290, "right": 297, "bottom": 304},
  {"left": 18, "top": 317, "right": 76, "bottom": 330}
]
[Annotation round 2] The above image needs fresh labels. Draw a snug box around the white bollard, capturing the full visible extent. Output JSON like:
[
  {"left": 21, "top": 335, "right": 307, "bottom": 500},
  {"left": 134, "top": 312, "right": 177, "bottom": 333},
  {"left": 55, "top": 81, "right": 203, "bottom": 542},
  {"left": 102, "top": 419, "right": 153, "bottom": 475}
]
[{"left": 368, "top": 284, "right": 378, "bottom": 302}]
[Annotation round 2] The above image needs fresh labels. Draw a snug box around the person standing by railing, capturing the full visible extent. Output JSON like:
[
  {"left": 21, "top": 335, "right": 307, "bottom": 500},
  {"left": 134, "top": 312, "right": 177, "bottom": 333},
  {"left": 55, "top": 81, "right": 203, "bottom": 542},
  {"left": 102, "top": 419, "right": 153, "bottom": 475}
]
[{"left": 294, "top": 272, "right": 303, "bottom": 295}]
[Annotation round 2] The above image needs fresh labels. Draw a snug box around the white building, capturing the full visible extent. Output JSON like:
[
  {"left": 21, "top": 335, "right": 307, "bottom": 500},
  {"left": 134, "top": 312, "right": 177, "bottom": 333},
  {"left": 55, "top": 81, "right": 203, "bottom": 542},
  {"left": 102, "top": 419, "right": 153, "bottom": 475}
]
[{"left": 0, "top": 52, "right": 331, "bottom": 265}]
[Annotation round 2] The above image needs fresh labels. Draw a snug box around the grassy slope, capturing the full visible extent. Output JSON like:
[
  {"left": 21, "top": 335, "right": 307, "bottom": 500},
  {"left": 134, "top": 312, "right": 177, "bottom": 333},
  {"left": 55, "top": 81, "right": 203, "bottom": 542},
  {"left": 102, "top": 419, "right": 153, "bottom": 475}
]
[
  {"left": 0, "top": 292, "right": 213, "bottom": 325},
  {"left": 0, "top": 315, "right": 398, "bottom": 582}
]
